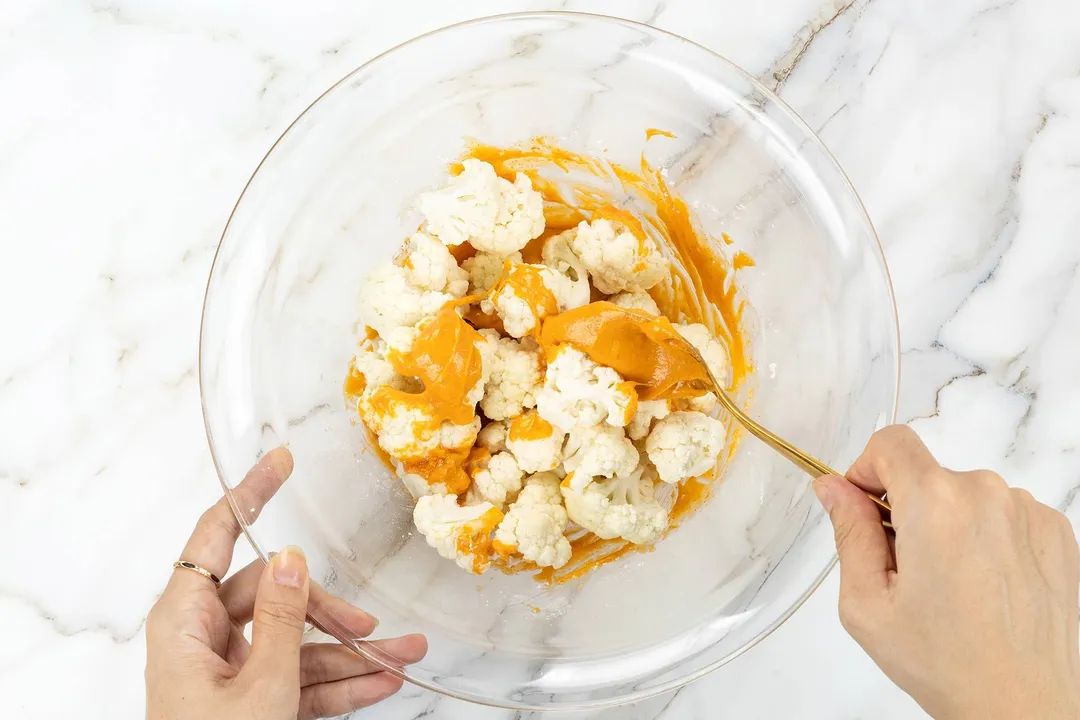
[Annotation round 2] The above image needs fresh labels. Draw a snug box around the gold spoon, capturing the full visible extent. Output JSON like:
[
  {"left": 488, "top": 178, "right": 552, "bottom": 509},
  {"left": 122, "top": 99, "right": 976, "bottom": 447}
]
[{"left": 683, "top": 343, "right": 894, "bottom": 529}]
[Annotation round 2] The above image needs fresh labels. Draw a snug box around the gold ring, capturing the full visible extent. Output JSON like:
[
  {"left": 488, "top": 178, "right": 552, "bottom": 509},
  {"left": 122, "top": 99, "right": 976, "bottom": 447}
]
[{"left": 173, "top": 560, "right": 222, "bottom": 587}]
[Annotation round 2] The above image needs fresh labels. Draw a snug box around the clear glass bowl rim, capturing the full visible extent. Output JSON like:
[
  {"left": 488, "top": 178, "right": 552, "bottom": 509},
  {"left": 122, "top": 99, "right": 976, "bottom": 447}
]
[{"left": 198, "top": 10, "right": 901, "bottom": 711}]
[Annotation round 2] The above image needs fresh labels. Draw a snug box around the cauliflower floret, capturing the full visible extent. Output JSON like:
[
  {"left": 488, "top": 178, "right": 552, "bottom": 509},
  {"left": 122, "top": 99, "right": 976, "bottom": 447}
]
[
  {"left": 506, "top": 409, "right": 566, "bottom": 473},
  {"left": 476, "top": 420, "right": 508, "bottom": 453},
  {"left": 535, "top": 347, "right": 638, "bottom": 431},
  {"left": 352, "top": 337, "right": 396, "bottom": 392},
  {"left": 417, "top": 159, "right": 543, "bottom": 254},
  {"left": 562, "top": 462, "right": 668, "bottom": 544},
  {"left": 676, "top": 323, "right": 729, "bottom": 384},
  {"left": 675, "top": 323, "right": 729, "bottom": 413},
  {"left": 463, "top": 251, "right": 523, "bottom": 294},
  {"left": 403, "top": 231, "right": 469, "bottom": 297},
  {"left": 469, "top": 451, "right": 524, "bottom": 509},
  {"left": 609, "top": 290, "right": 660, "bottom": 315},
  {"left": 359, "top": 263, "right": 453, "bottom": 340},
  {"left": 562, "top": 424, "right": 639, "bottom": 479},
  {"left": 359, "top": 393, "right": 480, "bottom": 462},
  {"left": 482, "top": 263, "right": 559, "bottom": 339},
  {"left": 349, "top": 337, "right": 422, "bottom": 400},
  {"left": 570, "top": 218, "right": 668, "bottom": 295},
  {"left": 477, "top": 330, "right": 543, "bottom": 420},
  {"left": 540, "top": 230, "right": 590, "bottom": 311},
  {"left": 413, "top": 494, "right": 504, "bottom": 574},
  {"left": 627, "top": 399, "right": 672, "bottom": 441},
  {"left": 494, "top": 472, "right": 572, "bottom": 569},
  {"left": 645, "top": 411, "right": 725, "bottom": 484}
]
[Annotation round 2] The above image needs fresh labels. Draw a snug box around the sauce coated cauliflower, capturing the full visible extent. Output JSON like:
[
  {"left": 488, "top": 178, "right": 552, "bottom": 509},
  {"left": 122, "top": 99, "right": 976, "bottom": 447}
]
[
  {"left": 413, "top": 494, "right": 504, "bottom": 574},
  {"left": 505, "top": 409, "right": 565, "bottom": 473},
  {"left": 349, "top": 152, "right": 743, "bottom": 580}
]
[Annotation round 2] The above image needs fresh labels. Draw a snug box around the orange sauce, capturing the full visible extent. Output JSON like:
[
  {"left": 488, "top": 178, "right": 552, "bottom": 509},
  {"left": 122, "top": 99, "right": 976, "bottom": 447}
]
[
  {"left": 449, "top": 242, "right": 477, "bottom": 264},
  {"left": 343, "top": 365, "right": 367, "bottom": 399},
  {"left": 645, "top": 128, "right": 677, "bottom": 140},
  {"left": 733, "top": 251, "right": 755, "bottom": 270},
  {"left": 365, "top": 305, "right": 485, "bottom": 493},
  {"left": 508, "top": 409, "right": 555, "bottom": 441},
  {"left": 463, "top": 305, "right": 506, "bottom": 334},
  {"left": 541, "top": 303, "right": 714, "bottom": 401}
]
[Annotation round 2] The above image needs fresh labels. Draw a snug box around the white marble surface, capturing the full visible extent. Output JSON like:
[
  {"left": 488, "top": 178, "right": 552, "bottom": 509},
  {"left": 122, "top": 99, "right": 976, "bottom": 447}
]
[{"left": 2, "top": 0, "right": 1079, "bottom": 717}]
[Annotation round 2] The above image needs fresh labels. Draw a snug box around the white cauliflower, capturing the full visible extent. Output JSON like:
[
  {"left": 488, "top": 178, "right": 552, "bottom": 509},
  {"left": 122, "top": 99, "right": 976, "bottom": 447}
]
[
  {"left": 627, "top": 399, "right": 671, "bottom": 441},
  {"left": 535, "top": 347, "right": 638, "bottom": 431},
  {"left": 413, "top": 494, "right": 504, "bottom": 574},
  {"left": 676, "top": 323, "right": 729, "bottom": 385},
  {"left": 470, "top": 451, "right": 524, "bottom": 509},
  {"left": 562, "top": 424, "right": 639, "bottom": 479},
  {"left": 351, "top": 337, "right": 396, "bottom": 393},
  {"left": 570, "top": 218, "right": 668, "bottom": 295},
  {"left": 476, "top": 420, "right": 508, "bottom": 453},
  {"left": 417, "top": 159, "right": 543, "bottom": 254},
  {"left": 477, "top": 331, "right": 543, "bottom": 420},
  {"left": 476, "top": 421, "right": 508, "bottom": 453},
  {"left": 505, "top": 409, "right": 566, "bottom": 473},
  {"left": 463, "top": 251, "right": 522, "bottom": 294},
  {"left": 359, "top": 263, "right": 453, "bottom": 340},
  {"left": 609, "top": 290, "right": 660, "bottom": 315},
  {"left": 403, "top": 231, "right": 469, "bottom": 297},
  {"left": 494, "top": 472, "right": 572, "bottom": 569},
  {"left": 675, "top": 323, "right": 729, "bottom": 413},
  {"left": 645, "top": 411, "right": 725, "bottom": 484},
  {"left": 561, "top": 462, "right": 668, "bottom": 544},
  {"left": 540, "top": 230, "right": 590, "bottom": 311}
]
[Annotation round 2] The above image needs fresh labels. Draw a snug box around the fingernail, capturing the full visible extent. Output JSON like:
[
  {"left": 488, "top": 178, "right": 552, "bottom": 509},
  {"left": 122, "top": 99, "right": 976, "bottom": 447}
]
[
  {"left": 813, "top": 477, "right": 835, "bottom": 512},
  {"left": 273, "top": 545, "right": 307, "bottom": 588}
]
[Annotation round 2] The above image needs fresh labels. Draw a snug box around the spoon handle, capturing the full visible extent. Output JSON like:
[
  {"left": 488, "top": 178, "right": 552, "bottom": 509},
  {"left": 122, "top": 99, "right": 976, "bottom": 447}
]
[{"left": 709, "top": 374, "right": 893, "bottom": 528}]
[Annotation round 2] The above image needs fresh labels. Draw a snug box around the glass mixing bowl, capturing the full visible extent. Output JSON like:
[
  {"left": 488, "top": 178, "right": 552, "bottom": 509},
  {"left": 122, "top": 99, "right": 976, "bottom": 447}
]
[{"left": 200, "top": 12, "right": 899, "bottom": 711}]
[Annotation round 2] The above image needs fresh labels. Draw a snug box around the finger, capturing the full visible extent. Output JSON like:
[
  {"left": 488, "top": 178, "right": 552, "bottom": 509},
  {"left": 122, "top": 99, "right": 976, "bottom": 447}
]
[
  {"left": 240, "top": 546, "right": 310, "bottom": 690},
  {"left": 167, "top": 448, "right": 294, "bottom": 595},
  {"left": 815, "top": 475, "right": 895, "bottom": 600},
  {"left": 223, "top": 621, "right": 251, "bottom": 668},
  {"left": 300, "top": 635, "right": 428, "bottom": 687},
  {"left": 846, "top": 425, "right": 939, "bottom": 511},
  {"left": 219, "top": 558, "right": 378, "bottom": 638},
  {"left": 298, "top": 672, "right": 404, "bottom": 720}
]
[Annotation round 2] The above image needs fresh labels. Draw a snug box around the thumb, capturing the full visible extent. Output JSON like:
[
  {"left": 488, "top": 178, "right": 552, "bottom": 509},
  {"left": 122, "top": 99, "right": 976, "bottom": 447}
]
[
  {"left": 815, "top": 475, "right": 893, "bottom": 601},
  {"left": 241, "top": 546, "right": 310, "bottom": 690}
]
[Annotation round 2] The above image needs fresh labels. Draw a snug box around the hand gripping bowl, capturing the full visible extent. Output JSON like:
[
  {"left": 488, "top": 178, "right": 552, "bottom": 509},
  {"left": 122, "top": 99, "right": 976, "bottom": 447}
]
[{"left": 199, "top": 12, "right": 899, "bottom": 711}]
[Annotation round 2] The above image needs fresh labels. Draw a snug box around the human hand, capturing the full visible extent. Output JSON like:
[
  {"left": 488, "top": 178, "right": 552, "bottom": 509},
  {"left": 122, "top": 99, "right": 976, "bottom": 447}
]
[
  {"left": 145, "top": 448, "right": 427, "bottom": 719},
  {"left": 815, "top": 426, "right": 1080, "bottom": 719}
]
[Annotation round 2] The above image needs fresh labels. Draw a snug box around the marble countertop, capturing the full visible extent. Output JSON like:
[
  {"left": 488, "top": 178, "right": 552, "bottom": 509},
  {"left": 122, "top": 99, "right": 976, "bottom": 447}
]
[{"left": 3, "top": 0, "right": 1079, "bottom": 717}]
